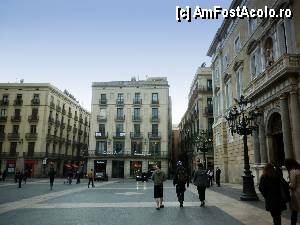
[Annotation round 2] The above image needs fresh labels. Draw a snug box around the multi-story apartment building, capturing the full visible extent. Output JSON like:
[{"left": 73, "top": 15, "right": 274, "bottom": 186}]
[
  {"left": 88, "top": 77, "right": 171, "bottom": 178},
  {"left": 207, "top": 0, "right": 300, "bottom": 183},
  {"left": 0, "top": 83, "right": 90, "bottom": 177},
  {"left": 179, "top": 67, "right": 214, "bottom": 176}
]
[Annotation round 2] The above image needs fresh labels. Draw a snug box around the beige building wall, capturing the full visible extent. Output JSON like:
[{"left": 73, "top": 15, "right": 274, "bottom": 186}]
[
  {"left": 0, "top": 83, "right": 90, "bottom": 177},
  {"left": 208, "top": 0, "right": 300, "bottom": 184},
  {"left": 88, "top": 77, "right": 171, "bottom": 178}
]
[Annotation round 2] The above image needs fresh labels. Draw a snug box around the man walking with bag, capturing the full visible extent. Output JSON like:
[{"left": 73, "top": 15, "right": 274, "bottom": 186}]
[
  {"left": 152, "top": 164, "right": 166, "bottom": 210},
  {"left": 173, "top": 161, "right": 189, "bottom": 207},
  {"left": 193, "top": 163, "right": 208, "bottom": 207}
]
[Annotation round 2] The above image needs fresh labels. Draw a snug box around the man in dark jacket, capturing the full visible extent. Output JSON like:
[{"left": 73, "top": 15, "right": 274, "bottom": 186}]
[
  {"left": 16, "top": 169, "right": 23, "bottom": 188},
  {"left": 193, "top": 163, "right": 208, "bottom": 207},
  {"left": 216, "top": 167, "right": 221, "bottom": 187},
  {"left": 173, "top": 161, "right": 189, "bottom": 207},
  {"left": 48, "top": 164, "right": 56, "bottom": 190}
]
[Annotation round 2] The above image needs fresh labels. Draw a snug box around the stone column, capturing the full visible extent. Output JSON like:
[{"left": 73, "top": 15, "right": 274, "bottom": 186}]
[
  {"left": 280, "top": 95, "right": 294, "bottom": 159},
  {"left": 259, "top": 121, "right": 268, "bottom": 164},
  {"left": 253, "top": 129, "right": 261, "bottom": 164},
  {"left": 290, "top": 90, "right": 300, "bottom": 161}
]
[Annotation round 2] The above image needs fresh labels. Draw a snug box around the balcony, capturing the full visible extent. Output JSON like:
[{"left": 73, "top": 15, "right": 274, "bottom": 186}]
[
  {"left": 245, "top": 54, "right": 300, "bottom": 99},
  {"left": 61, "top": 122, "right": 66, "bottom": 129},
  {"left": 85, "top": 120, "right": 89, "bottom": 126},
  {"left": 78, "top": 130, "right": 83, "bottom": 135},
  {"left": 148, "top": 132, "right": 161, "bottom": 139},
  {"left": 130, "top": 132, "right": 143, "bottom": 139},
  {"left": 133, "top": 99, "right": 142, "bottom": 105},
  {"left": 116, "top": 99, "right": 124, "bottom": 106},
  {"left": 48, "top": 116, "right": 54, "bottom": 124},
  {"left": 97, "top": 115, "right": 107, "bottom": 122},
  {"left": 8, "top": 133, "right": 20, "bottom": 141},
  {"left": 31, "top": 99, "right": 40, "bottom": 106},
  {"left": 0, "top": 152, "right": 19, "bottom": 158},
  {"left": 66, "top": 139, "right": 72, "bottom": 145},
  {"left": 62, "top": 108, "right": 66, "bottom": 115},
  {"left": 73, "top": 127, "right": 78, "bottom": 133},
  {"left": 151, "top": 100, "right": 159, "bottom": 106},
  {"left": 11, "top": 116, "right": 21, "bottom": 122},
  {"left": 55, "top": 120, "right": 60, "bottom": 127},
  {"left": 56, "top": 105, "right": 62, "bottom": 112},
  {"left": 25, "top": 133, "right": 38, "bottom": 141},
  {"left": 204, "top": 106, "right": 213, "bottom": 115},
  {"left": 0, "top": 133, "right": 5, "bottom": 140},
  {"left": 0, "top": 116, "right": 7, "bottom": 122},
  {"left": 95, "top": 132, "right": 108, "bottom": 139},
  {"left": 68, "top": 112, "right": 72, "bottom": 118},
  {"left": 132, "top": 115, "right": 142, "bottom": 122},
  {"left": 50, "top": 102, "right": 55, "bottom": 109},
  {"left": 74, "top": 115, "right": 78, "bottom": 121},
  {"left": 115, "top": 115, "right": 125, "bottom": 122},
  {"left": 46, "top": 134, "right": 55, "bottom": 142},
  {"left": 79, "top": 118, "right": 83, "bottom": 123},
  {"left": 150, "top": 116, "right": 160, "bottom": 123},
  {"left": 99, "top": 99, "right": 107, "bottom": 106},
  {"left": 14, "top": 99, "right": 23, "bottom": 106},
  {"left": 28, "top": 115, "right": 39, "bottom": 123},
  {"left": 113, "top": 132, "right": 126, "bottom": 139},
  {"left": 0, "top": 100, "right": 9, "bottom": 106}
]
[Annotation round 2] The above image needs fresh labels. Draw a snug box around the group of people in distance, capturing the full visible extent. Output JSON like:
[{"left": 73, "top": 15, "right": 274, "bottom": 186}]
[
  {"left": 259, "top": 159, "right": 300, "bottom": 225},
  {"left": 151, "top": 161, "right": 221, "bottom": 210}
]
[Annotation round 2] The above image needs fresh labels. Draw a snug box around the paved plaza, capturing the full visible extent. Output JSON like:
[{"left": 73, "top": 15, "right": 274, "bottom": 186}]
[{"left": 0, "top": 179, "right": 294, "bottom": 225}]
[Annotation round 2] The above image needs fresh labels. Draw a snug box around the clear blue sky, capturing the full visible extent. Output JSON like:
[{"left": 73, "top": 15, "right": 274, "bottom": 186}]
[{"left": 0, "top": 0, "right": 231, "bottom": 124}]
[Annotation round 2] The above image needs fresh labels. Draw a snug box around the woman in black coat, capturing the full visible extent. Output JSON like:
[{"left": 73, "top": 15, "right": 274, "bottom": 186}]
[{"left": 259, "top": 164, "right": 287, "bottom": 225}]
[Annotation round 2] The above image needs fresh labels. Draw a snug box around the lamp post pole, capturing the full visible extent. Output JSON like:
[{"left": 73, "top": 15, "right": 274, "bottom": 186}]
[
  {"left": 195, "top": 129, "right": 212, "bottom": 170},
  {"left": 225, "top": 95, "right": 259, "bottom": 201}
]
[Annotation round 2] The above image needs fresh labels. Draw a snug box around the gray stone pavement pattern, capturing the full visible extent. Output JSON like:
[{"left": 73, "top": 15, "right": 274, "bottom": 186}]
[{"left": 0, "top": 179, "right": 293, "bottom": 225}]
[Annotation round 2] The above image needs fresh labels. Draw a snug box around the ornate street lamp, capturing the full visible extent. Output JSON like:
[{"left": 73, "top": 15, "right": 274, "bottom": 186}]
[
  {"left": 194, "top": 129, "right": 212, "bottom": 169},
  {"left": 225, "top": 95, "right": 260, "bottom": 201}
]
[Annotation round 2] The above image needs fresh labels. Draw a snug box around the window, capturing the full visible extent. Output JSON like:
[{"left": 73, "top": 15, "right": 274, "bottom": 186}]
[
  {"left": 133, "top": 108, "right": 140, "bottom": 119},
  {"left": 249, "top": 18, "right": 257, "bottom": 34},
  {"left": 16, "top": 94, "right": 22, "bottom": 100},
  {"left": 208, "top": 118, "right": 214, "bottom": 134},
  {"left": 236, "top": 68, "right": 243, "bottom": 99},
  {"left": 114, "top": 141, "right": 124, "bottom": 154},
  {"left": 0, "top": 125, "right": 4, "bottom": 133},
  {"left": 251, "top": 48, "right": 262, "bottom": 78},
  {"left": 152, "top": 108, "right": 158, "bottom": 119},
  {"left": 50, "top": 96, "right": 54, "bottom": 103},
  {"left": 14, "top": 109, "right": 21, "bottom": 117},
  {"left": 32, "top": 108, "right": 38, "bottom": 118},
  {"left": 277, "top": 22, "right": 288, "bottom": 57},
  {"left": 207, "top": 98, "right": 213, "bottom": 107},
  {"left": 100, "top": 94, "right": 107, "bottom": 104},
  {"left": 207, "top": 79, "right": 212, "bottom": 91},
  {"left": 117, "top": 108, "right": 124, "bottom": 118},
  {"left": 0, "top": 109, "right": 7, "bottom": 116},
  {"left": 225, "top": 80, "right": 232, "bottom": 109},
  {"left": 152, "top": 124, "right": 158, "bottom": 135},
  {"left": 13, "top": 125, "right": 19, "bottom": 134},
  {"left": 223, "top": 54, "right": 228, "bottom": 68},
  {"left": 214, "top": 68, "right": 220, "bottom": 81},
  {"left": 116, "top": 124, "right": 124, "bottom": 134},
  {"left": 10, "top": 142, "right": 17, "bottom": 154},
  {"left": 96, "top": 141, "right": 107, "bottom": 154},
  {"left": 33, "top": 94, "right": 39, "bottom": 100},
  {"left": 152, "top": 93, "right": 159, "bottom": 104},
  {"left": 30, "top": 125, "right": 37, "bottom": 134},
  {"left": 149, "top": 142, "right": 160, "bottom": 155},
  {"left": 134, "top": 124, "right": 140, "bottom": 134},
  {"left": 3, "top": 95, "right": 9, "bottom": 102},
  {"left": 99, "top": 124, "right": 105, "bottom": 134},
  {"left": 28, "top": 142, "right": 35, "bottom": 156},
  {"left": 234, "top": 36, "right": 241, "bottom": 54},
  {"left": 132, "top": 140, "right": 142, "bottom": 154},
  {"left": 134, "top": 93, "right": 141, "bottom": 101}
]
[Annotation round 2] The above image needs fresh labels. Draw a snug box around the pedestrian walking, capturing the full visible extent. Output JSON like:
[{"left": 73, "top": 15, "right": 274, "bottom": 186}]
[
  {"left": 76, "top": 170, "right": 81, "bottom": 184},
  {"left": 208, "top": 169, "right": 214, "bottom": 187},
  {"left": 285, "top": 159, "right": 300, "bottom": 225},
  {"left": 16, "top": 169, "right": 23, "bottom": 188},
  {"left": 48, "top": 164, "right": 56, "bottom": 190},
  {"left": 173, "top": 161, "right": 189, "bottom": 207},
  {"left": 259, "top": 164, "right": 288, "bottom": 225},
  {"left": 87, "top": 169, "right": 95, "bottom": 188},
  {"left": 2, "top": 168, "right": 7, "bottom": 182},
  {"left": 23, "top": 168, "right": 29, "bottom": 184},
  {"left": 193, "top": 163, "right": 208, "bottom": 207},
  {"left": 152, "top": 164, "right": 166, "bottom": 210},
  {"left": 215, "top": 167, "right": 221, "bottom": 187}
]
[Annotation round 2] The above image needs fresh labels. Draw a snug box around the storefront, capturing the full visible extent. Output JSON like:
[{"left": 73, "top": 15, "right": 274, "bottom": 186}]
[
  {"left": 6, "top": 160, "right": 16, "bottom": 175},
  {"left": 94, "top": 160, "right": 107, "bottom": 173},
  {"left": 130, "top": 161, "right": 142, "bottom": 177},
  {"left": 24, "top": 160, "right": 35, "bottom": 177},
  {"left": 112, "top": 160, "right": 124, "bottom": 178}
]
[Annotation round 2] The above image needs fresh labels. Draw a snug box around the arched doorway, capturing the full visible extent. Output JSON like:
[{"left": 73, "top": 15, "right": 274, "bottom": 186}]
[{"left": 267, "top": 112, "right": 285, "bottom": 166}]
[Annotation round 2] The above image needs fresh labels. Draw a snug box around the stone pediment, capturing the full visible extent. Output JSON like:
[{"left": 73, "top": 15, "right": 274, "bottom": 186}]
[{"left": 233, "top": 60, "right": 244, "bottom": 71}]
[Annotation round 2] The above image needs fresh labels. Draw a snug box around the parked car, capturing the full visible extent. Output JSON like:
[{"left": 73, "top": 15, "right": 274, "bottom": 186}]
[
  {"left": 136, "top": 172, "right": 149, "bottom": 182},
  {"left": 95, "top": 172, "right": 108, "bottom": 181}
]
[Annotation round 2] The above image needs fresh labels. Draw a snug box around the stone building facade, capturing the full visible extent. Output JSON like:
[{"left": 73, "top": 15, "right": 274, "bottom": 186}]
[
  {"left": 207, "top": 0, "right": 300, "bottom": 183},
  {"left": 88, "top": 77, "right": 171, "bottom": 178},
  {"left": 179, "top": 67, "right": 214, "bottom": 176},
  {"left": 0, "top": 83, "right": 90, "bottom": 177}
]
